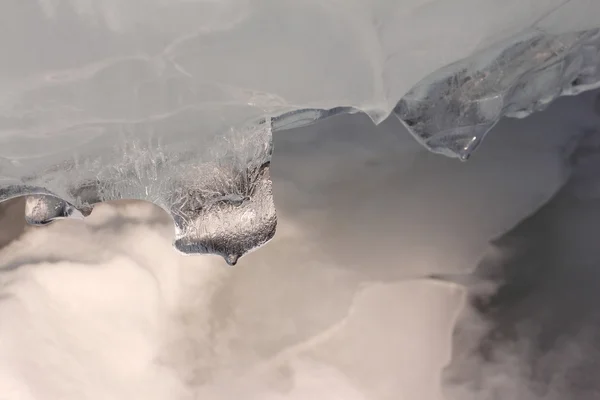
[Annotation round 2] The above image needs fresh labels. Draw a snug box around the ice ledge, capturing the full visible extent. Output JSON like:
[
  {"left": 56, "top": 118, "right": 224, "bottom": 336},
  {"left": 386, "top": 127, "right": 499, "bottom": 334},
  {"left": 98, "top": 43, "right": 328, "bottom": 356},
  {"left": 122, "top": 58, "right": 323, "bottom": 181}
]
[
  {"left": 395, "top": 29, "right": 600, "bottom": 160},
  {"left": 1, "top": 28, "right": 600, "bottom": 264}
]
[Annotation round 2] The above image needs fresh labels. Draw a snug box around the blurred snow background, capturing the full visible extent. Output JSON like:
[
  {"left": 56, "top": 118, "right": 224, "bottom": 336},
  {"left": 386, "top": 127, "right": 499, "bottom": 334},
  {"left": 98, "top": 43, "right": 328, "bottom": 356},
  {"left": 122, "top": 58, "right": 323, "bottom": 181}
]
[{"left": 1, "top": 90, "right": 600, "bottom": 399}]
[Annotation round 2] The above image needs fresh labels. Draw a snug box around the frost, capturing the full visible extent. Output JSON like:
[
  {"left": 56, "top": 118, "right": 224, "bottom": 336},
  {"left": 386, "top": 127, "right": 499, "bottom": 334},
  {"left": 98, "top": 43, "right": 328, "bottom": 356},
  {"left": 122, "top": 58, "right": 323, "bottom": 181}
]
[{"left": 1, "top": 0, "right": 600, "bottom": 263}]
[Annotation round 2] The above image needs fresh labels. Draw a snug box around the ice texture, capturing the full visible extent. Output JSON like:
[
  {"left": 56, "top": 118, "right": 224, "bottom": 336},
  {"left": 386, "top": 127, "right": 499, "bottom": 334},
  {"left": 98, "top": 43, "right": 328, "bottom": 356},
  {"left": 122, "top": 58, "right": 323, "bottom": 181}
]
[
  {"left": 1, "top": 0, "right": 600, "bottom": 263},
  {"left": 395, "top": 29, "right": 600, "bottom": 160}
]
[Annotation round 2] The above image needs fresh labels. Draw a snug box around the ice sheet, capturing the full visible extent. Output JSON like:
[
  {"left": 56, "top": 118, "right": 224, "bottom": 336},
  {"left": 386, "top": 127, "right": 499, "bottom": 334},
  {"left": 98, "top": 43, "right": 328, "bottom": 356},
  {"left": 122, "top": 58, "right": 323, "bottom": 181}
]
[{"left": 1, "top": 0, "right": 600, "bottom": 262}]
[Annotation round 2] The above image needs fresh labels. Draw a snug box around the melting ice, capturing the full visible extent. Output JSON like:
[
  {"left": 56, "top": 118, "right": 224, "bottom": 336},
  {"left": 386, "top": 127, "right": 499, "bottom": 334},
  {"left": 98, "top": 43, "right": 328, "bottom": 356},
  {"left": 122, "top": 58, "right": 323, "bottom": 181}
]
[{"left": 1, "top": 0, "right": 600, "bottom": 263}]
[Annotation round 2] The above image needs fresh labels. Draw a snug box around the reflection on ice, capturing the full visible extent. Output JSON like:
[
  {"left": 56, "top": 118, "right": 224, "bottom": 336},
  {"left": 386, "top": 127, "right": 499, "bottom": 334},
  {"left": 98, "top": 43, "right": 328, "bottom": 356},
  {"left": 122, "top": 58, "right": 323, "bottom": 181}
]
[{"left": 396, "top": 30, "right": 600, "bottom": 160}]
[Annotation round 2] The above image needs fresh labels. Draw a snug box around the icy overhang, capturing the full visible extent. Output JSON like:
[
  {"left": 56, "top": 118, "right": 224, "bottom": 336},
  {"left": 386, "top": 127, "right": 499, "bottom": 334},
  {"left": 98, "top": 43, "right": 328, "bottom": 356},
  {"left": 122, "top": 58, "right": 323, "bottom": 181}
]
[{"left": 1, "top": 0, "right": 600, "bottom": 264}]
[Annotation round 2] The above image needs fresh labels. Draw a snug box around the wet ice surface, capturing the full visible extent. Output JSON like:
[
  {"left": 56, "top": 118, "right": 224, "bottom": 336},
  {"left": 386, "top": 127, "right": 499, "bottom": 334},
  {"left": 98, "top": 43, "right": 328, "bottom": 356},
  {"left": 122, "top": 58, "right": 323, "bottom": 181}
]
[
  {"left": 395, "top": 30, "right": 600, "bottom": 159},
  {"left": 1, "top": 0, "right": 600, "bottom": 262}
]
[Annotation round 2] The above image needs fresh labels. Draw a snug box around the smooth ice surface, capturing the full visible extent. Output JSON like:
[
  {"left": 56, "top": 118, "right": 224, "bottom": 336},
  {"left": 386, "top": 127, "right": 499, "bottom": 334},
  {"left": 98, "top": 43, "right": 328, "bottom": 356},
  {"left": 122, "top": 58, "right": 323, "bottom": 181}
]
[{"left": 1, "top": 0, "right": 600, "bottom": 261}]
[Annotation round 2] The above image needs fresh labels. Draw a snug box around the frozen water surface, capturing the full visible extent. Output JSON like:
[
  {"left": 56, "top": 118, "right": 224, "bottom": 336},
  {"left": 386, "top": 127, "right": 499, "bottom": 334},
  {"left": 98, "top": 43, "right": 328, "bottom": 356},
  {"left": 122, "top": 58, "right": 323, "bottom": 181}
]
[{"left": 1, "top": 0, "right": 600, "bottom": 262}]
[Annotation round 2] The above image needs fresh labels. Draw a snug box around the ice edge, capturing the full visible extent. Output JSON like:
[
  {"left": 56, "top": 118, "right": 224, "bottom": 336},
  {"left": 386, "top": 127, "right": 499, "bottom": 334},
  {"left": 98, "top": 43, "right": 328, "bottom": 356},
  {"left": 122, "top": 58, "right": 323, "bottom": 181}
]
[{"left": 1, "top": 28, "right": 600, "bottom": 264}]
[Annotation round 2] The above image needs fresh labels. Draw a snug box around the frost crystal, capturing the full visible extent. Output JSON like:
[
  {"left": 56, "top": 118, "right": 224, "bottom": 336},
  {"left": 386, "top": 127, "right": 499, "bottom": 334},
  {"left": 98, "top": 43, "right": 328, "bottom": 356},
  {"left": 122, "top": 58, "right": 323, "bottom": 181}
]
[{"left": 1, "top": 0, "right": 600, "bottom": 263}]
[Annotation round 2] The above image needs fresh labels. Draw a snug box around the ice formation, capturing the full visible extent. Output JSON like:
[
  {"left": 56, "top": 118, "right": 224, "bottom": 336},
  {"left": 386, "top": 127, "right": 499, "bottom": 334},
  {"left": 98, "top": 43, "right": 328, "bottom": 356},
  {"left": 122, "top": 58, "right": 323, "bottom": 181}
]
[{"left": 1, "top": 0, "right": 600, "bottom": 263}]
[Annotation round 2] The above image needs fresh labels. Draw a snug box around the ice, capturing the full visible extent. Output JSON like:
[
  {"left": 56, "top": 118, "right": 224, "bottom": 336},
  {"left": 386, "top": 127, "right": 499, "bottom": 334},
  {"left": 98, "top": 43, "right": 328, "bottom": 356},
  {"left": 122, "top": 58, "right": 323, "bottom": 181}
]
[
  {"left": 1, "top": 0, "right": 600, "bottom": 263},
  {"left": 395, "top": 29, "right": 600, "bottom": 159}
]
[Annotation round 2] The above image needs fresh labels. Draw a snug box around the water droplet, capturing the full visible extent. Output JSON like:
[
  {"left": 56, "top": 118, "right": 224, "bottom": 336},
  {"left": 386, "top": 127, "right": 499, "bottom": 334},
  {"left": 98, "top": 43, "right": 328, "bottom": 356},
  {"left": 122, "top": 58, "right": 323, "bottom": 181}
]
[{"left": 225, "top": 254, "right": 239, "bottom": 266}]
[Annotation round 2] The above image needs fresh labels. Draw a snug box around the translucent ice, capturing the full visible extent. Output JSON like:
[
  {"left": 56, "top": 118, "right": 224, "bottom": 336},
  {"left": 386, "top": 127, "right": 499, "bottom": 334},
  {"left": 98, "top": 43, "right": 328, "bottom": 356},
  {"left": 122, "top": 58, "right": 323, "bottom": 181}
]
[
  {"left": 1, "top": 0, "right": 600, "bottom": 262},
  {"left": 395, "top": 30, "right": 600, "bottom": 159}
]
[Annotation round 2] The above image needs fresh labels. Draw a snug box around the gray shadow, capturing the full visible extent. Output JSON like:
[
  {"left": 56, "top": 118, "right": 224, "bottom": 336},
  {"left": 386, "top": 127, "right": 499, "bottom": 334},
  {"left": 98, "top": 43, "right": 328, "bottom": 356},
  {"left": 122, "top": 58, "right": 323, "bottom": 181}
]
[{"left": 0, "top": 197, "right": 26, "bottom": 250}]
